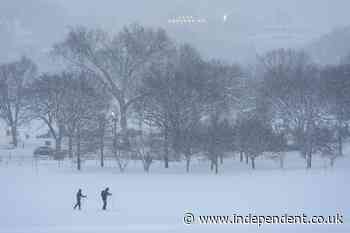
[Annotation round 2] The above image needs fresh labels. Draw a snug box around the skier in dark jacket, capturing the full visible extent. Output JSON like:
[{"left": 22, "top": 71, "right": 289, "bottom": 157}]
[
  {"left": 73, "top": 189, "right": 87, "bottom": 210},
  {"left": 101, "top": 187, "right": 112, "bottom": 210}
]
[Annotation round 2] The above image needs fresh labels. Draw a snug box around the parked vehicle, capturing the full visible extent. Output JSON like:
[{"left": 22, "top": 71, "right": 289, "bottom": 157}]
[
  {"left": 33, "top": 146, "right": 54, "bottom": 158},
  {"left": 53, "top": 150, "right": 68, "bottom": 160}
]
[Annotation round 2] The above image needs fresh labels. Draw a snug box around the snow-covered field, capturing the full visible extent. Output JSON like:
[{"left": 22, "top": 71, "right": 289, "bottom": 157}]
[{"left": 0, "top": 145, "right": 349, "bottom": 233}]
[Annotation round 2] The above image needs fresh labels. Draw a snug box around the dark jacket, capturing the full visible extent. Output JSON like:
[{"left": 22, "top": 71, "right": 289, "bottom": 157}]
[
  {"left": 76, "top": 190, "right": 87, "bottom": 201},
  {"left": 101, "top": 189, "right": 112, "bottom": 201}
]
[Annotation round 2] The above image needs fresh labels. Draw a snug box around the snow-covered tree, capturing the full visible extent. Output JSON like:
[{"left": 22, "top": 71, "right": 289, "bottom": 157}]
[
  {"left": 259, "top": 49, "right": 324, "bottom": 169},
  {"left": 54, "top": 24, "right": 173, "bottom": 141},
  {"left": 320, "top": 64, "right": 350, "bottom": 159},
  {"left": 60, "top": 71, "right": 109, "bottom": 170},
  {"left": 0, "top": 56, "right": 36, "bottom": 147},
  {"left": 27, "top": 73, "right": 69, "bottom": 152}
]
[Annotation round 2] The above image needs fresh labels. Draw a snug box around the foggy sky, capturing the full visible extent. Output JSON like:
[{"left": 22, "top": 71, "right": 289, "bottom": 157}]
[
  {"left": 2, "top": 0, "right": 350, "bottom": 66},
  {"left": 52, "top": 0, "right": 350, "bottom": 32},
  {"left": 50, "top": 0, "right": 350, "bottom": 63}
]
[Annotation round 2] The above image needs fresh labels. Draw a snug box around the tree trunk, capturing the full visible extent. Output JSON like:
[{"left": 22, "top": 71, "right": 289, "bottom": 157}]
[
  {"left": 220, "top": 154, "right": 223, "bottom": 164},
  {"left": 46, "top": 120, "right": 59, "bottom": 151},
  {"left": 185, "top": 155, "right": 191, "bottom": 173},
  {"left": 55, "top": 127, "right": 62, "bottom": 152},
  {"left": 119, "top": 104, "right": 128, "bottom": 138},
  {"left": 164, "top": 155, "right": 169, "bottom": 169},
  {"left": 100, "top": 144, "right": 104, "bottom": 168},
  {"left": 215, "top": 156, "right": 219, "bottom": 174},
  {"left": 99, "top": 120, "right": 105, "bottom": 168},
  {"left": 163, "top": 130, "right": 169, "bottom": 168},
  {"left": 251, "top": 157, "right": 255, "bottom": 169},
  {"left": 337, "top": 126, "right": 343, "bottom": 156},
  {"left": 68, "top": 135, "right": 73, "bottom": 158},
  {"left": 55, "top": 137, "right": 61, "bottom": 152},
  {"left": 306, "top": 120, "right": 313, "bottom": 169},
  {"left": 143, "top": 156, "right": 152, "bottom": 173},
  {"left": 210, "top": 159, "right": 214, "bottom": 171},
  {"left": 279, "top": 153, "right": 284, "bottom": 169},
  {"left": 245, "top": 154, "right": 249, "bottom": 164},
  {"left": 306, "top": 151, "right": 312, "bottom": 169},
  {"left": 240, "top": 151, "right": 243, "bottom": 162},
  {"left": 144, "top": 164, "right": 150, "bottom": 173},
  {"left": 115, "top": 100, "right": 130, "bottom": 150},
  {"left": 10, "top": 125, "right": 18, "bottom": 147},
  {"left": 77, "top": 129, "right": 81, "bottom": 171}
]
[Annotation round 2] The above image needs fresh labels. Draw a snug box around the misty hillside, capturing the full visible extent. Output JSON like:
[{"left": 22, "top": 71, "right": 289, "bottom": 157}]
[{"left": 306, "top": 26, "right": 350, "bottom": 65}]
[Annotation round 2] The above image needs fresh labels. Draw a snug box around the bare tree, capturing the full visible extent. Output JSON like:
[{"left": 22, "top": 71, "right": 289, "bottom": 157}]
[
  {"left": 134, "top": 44, "right": 177, "bottom": 168},
  {"left": 313, "top": 126, "right": 339, "bottom": 167},
  {"left": 60, "top": 71, "right": 109, "bottom": 170},
  {"left": 268, "top": 131, "right": 288, "bottom": 169},
  {"left": 27, "top": 73, "right": 69, "bottom": 152},
  {"left": 202, "top": 60, "right": 242, "bottom": 172},
  {"left": 133, "top": 132, "right": 161, "bottom": 173},
  {"left": 0, "top": 57, "right": 36, "bottom": 147},
  {"left": 236, "top": 117, "right": 272, "bottom": 169},
  {"left": 320, "top": 64, "right": 350, "bottom": 159},
  {"left": 259, "top": 49, "right": 324, "bottom": 169},
  {"left": 97, "top": 113, "right": 108, "bottom": 168},
  {"left": 54, "top": 24, "right": 173, "bottom": 141},
  {"left": 203, "top": 115, "right": 233, "bottom": 174},
  {"left": 140, "top": 44, "right": 207, "bottom": 172}
]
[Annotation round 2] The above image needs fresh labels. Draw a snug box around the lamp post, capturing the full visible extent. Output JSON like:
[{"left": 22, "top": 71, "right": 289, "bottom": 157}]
[{"left": 111, "top": 112, "right": 118, "bottom": 156}]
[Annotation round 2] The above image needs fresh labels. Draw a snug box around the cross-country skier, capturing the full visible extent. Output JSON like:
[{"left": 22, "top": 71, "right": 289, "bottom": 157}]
[
  {"left": 73, "top": 189, "right": 87, "bottom": 210},
  {"left": 101, "top": 187, "right": 112, "bottom": 210}
]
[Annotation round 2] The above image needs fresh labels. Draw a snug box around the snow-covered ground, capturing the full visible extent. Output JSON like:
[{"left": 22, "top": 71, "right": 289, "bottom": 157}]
[{"left": 0, "top": 142, "right": 349, "bottom": 233}]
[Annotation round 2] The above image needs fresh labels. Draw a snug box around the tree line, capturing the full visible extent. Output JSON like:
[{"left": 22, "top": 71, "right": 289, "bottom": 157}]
[{"left": 1, "top": 23, "right": 350, "bottom": 173}]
